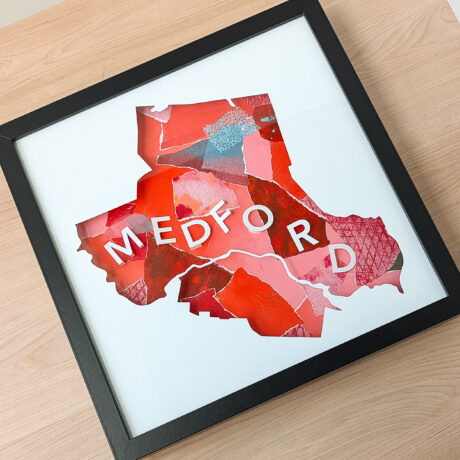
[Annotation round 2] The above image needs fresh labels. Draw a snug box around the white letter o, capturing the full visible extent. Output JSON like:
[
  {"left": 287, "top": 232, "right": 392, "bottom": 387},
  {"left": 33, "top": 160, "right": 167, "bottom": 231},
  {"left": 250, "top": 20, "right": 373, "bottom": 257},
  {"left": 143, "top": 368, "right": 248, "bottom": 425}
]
[{"left": 243, "top": 205, "right": 274, "bottom": 232}]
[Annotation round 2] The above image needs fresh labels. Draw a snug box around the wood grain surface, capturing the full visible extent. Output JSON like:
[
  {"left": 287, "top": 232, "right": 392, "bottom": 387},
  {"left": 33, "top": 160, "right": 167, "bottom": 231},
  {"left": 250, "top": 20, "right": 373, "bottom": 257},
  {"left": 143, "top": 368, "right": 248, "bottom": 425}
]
[{"left": 0, "top": 0, "right": 459, "bottom": 458}]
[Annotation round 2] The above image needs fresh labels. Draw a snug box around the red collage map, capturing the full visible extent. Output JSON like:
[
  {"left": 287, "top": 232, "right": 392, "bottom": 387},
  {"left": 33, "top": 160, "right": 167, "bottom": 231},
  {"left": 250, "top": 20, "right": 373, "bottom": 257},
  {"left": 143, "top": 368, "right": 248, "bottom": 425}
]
[{"left": 76, "top": 94, "right": 403, "bottom": 337}]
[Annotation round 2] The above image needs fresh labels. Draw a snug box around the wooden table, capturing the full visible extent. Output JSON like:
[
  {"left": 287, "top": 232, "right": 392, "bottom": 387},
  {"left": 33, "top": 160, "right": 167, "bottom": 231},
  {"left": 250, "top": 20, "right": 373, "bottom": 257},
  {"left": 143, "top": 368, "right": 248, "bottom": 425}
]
[{"left": 0, "top": 0, "right": 459, "bottom": 458}]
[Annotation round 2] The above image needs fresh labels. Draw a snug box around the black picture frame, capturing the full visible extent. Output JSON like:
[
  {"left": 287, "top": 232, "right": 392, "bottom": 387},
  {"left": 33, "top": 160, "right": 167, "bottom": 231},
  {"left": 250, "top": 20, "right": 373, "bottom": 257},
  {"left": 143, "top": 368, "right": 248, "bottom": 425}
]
[{"left": 1, "top": 1, "right": 459, "bottom": 458}]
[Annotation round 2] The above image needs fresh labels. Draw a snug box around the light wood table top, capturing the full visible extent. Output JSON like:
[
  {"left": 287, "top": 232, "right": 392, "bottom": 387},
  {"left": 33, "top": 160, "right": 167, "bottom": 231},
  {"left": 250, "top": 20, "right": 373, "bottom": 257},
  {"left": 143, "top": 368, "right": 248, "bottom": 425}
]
[{"left": 0, "top": 0, "right": 459, "bottom": 458}]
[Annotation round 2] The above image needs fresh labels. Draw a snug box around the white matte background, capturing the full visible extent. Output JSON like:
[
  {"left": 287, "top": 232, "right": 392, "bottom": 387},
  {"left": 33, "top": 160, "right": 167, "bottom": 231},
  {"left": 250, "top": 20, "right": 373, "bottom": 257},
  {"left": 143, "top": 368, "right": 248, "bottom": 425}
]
[{"left": 16, "top": 18, "right": 446, "bottom": 436}]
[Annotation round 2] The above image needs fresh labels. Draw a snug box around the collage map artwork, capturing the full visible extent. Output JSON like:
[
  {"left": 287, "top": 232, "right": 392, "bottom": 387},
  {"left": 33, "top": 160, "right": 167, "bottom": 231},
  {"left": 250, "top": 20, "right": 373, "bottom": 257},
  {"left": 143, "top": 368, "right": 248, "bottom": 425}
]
[{"left": 76, "top": 94, "right": 404, "bottom": 337}]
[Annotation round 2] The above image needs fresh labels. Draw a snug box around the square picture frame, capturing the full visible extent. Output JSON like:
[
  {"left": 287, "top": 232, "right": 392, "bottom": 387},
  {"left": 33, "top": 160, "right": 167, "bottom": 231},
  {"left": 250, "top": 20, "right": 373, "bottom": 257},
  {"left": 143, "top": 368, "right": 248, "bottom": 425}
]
[{"left": 0, "top": 0, "right": 459, "bottom": 458}]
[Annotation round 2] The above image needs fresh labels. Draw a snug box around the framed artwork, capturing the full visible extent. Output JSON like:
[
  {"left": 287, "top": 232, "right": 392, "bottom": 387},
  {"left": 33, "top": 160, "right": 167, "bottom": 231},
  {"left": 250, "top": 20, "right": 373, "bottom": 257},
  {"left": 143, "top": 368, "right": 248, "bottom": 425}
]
[{"left": 0, "top": 0, "right": 458, "bottom": 458}]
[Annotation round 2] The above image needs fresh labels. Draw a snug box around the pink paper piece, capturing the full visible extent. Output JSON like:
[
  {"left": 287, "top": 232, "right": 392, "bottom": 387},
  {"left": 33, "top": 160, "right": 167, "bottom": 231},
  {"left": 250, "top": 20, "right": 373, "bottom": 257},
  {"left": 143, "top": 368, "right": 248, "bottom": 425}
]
[{"left": 242, "top": 131, "right": 273, "bottom": 181}]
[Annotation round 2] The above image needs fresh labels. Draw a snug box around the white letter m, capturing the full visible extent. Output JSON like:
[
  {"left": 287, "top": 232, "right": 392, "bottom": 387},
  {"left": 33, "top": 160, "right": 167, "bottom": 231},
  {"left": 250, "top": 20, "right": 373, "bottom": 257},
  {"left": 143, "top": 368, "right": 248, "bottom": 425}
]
[{"left": 104, "top": 226, "right": 144, "bottom": 265}]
